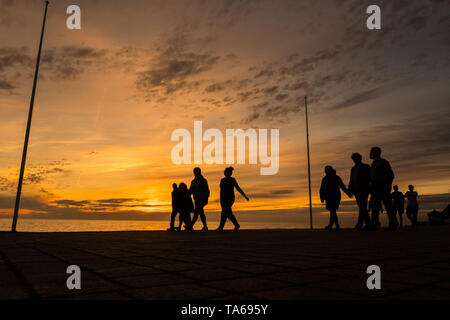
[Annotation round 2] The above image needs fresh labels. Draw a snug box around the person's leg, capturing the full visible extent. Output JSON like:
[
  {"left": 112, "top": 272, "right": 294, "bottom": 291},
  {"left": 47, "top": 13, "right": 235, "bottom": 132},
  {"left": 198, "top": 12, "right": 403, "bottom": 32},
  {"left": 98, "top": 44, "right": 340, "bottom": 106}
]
[
  {"left": 177, "top": 211, "right": 183, "bottom": 229},
  {"left": 371, "top": 193, "right": 380, "bottom": 228},
  {"left": 326, "top": 209, "right": 333, "bottom": 230},
  {"left": 413, "top": 205, "right": 418, "bottom": 226},
  {"left": 228, "top": 207, "right": 240, "bottom": 229},
  {"left": 371, "top": 206, "right": 380, "bottom": 228},
  {"left": 355, "top": 195, "right": 363, "bottom": 229},
  {"left": 360, "top": 194, "right": 371, "bottom": 228},
  {"left": 197, "top": 203, "right": 208, "bottom": 230},
  {"left": 356, "top": 194, "right": 370, "bottom": 229},
  {"left": 218, "top": 204, "right": 227, "bottom": 230},
  {"left": 392, "top": 207, "right": 399, "bottom": 226},
  {"left": 331, "top": 209, "right": 340, "bottom": 230},
  {"left": 382, "top": 189, "right": 396, "bottom": 230},
  {"left": 397, "top": 209, "right": 403, "bottom": 228},
  {"left": 191, "top": 211, "right": 198, "bottom": 227},
  {"left": 183, "top": 211, "right": 193, "bottom": 230},
  {"left": 406, "top": 206, "right": 414, "bottom": 225},
  {"left": 169, "top": 209, "right": 177, "bottom": 230}
]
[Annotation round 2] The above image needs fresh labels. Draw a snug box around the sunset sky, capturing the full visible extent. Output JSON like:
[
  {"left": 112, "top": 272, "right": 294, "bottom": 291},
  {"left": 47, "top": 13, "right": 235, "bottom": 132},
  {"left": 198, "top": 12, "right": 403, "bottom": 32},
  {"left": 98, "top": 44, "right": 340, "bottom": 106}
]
[{"left": 0, "top": 0, "right": 449, "bottom": 221}]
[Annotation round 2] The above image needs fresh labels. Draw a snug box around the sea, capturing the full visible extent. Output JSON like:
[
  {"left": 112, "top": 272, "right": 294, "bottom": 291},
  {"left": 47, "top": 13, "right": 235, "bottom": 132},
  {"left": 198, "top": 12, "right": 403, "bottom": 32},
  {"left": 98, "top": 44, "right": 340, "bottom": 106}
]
[{"left": 0, "top": 210, "right": 403, "bottom": 232}]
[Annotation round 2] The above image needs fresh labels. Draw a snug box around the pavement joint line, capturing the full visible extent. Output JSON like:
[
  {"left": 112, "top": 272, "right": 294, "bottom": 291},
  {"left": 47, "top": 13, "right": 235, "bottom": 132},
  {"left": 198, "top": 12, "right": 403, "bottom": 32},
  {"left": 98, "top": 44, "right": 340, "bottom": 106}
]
[
  {"left": 0, "top": 248, "right": 41, "bottom": 299},
  {"left": 49, "top": 243, "right": 247, "bottom": 298},
  {"left": 20, "top": 243, "right": 138, "bottom": 300}
]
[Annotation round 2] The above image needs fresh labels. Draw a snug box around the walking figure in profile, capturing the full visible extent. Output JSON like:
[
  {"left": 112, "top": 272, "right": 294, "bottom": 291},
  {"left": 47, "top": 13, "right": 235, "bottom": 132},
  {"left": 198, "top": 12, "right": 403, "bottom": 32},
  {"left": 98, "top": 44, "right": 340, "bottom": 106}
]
[
  {"left": 190, "top": 167, "right": 210, "bottom": 231},
  {"left": 405, "top": 185, "right": 419, "bottom": 227},
  {"left": 369, "top": 147, "right": 397, "bottom": 230},
  {"left": 320, "top": 165, "right": 350, "bottom": 231},
  {"left": 217, "top": 167, "right": 249, "bottom": 231},
  {"left": 391, "top": 185, "right": 405, "bottom": 228},
  {"left": 178, "top": 183, "right": 194, "bottom": 231},
  {"left": 168, "top": 183, "right": 182, "bottom": 231},
  {"left": 348, "top": 153, "right": 372, "bottom": 230}
]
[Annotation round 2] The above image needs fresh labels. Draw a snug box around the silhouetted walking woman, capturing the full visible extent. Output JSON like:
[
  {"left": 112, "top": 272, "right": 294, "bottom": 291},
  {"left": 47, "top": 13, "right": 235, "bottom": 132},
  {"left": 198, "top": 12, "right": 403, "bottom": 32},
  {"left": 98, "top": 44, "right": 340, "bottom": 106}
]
[
  {"left": 320, "top": 166, "right": 350, "bottom": 231},
  {"left": 217, "top": 167, "right": 249, "bottom": 231}
]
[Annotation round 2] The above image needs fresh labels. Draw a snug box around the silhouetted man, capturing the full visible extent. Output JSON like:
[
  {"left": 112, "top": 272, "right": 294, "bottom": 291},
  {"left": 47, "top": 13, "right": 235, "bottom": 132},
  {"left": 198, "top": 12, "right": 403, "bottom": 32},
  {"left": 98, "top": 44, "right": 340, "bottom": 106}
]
[
  {"left": 348, "top": 153, "right": 371, "bottom": 230},
  {"left": 190, "top": 167, "right": 210, "bottom": 231},
  {"left": 369, "top": 147, "right": 397, "bottom": 230}
]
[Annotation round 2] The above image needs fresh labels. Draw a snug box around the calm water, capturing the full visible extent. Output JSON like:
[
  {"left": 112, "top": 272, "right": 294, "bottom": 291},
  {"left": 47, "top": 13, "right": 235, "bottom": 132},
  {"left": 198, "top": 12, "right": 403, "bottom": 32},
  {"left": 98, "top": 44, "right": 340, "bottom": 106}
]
[{"left": 0, "top": 211, "right": 395, "bottom": 232}]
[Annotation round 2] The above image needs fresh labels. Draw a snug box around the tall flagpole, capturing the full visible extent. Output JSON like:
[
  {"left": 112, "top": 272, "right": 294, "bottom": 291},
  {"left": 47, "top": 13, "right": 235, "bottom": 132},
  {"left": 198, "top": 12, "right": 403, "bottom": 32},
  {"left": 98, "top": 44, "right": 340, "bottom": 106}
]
[
  {"left": 305, "top": 96, "right": 313, "bottom": 230},
  {"left": 11, "top": 1, "right": 50, "bottom": 232}
]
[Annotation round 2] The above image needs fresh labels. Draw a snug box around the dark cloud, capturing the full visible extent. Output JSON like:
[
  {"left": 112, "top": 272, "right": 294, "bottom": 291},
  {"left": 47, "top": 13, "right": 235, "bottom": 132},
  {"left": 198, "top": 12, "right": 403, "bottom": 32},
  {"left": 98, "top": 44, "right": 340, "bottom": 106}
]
[
  {"left": 0, "top": 0, "right": 14, "bottom": 7},
  {"left": 52, "top": 198, "right": 162, "bottom": 212},
  {"left": 0, "top": 194, "right": 168, "bottom": 219},
  {"left": 251, "top": 189, "right": 296, "bottom": 198},
  {"left": 254, "top": 68, "right": 275, "bottom": 78},
  {"left": 329, "top": 79, "right": 410, "bottom": 111},
  {"left": 204, "top": 80, "right": 233, "bottom": 93},
  {"left": 136, "top": 29, "right": 220, "bottom": 99},
  {"left": 0, "top": 45, "right": 108, "bottom": 92},
  {"left": 0, "top": 47, "right": 32, "bottom": 71},
  {"left": 242, "top": 101, "right": 301, "bottom": 124},
  {"left": 0, "top": 79, "right": 13, "bottom": 90},
  {"left": 54, "top": 200, "right": 91, "bottom": 207},
  {"left": 279, "top": 49, "right": 339, "bottom": 76},
  {"left": 263, "top": 86, "right": 279, "bottom": 95},
  {"left": 41, "top": 46, "right": 108, "bottom": 80},
  {"left": 275, "top": 93, "right": 289, "bottom": 101},
  {"left": 137, "top": 53, "right": 219, "bottom": 91},
  {"left": 24, "top": 167, "right": 66, "bottom": 185},
  {"left": 96, "top": 198, "right": 135, "bottom": 204},
  {"left": 0, "top": 176, "right": 15, "bottom": 192}
]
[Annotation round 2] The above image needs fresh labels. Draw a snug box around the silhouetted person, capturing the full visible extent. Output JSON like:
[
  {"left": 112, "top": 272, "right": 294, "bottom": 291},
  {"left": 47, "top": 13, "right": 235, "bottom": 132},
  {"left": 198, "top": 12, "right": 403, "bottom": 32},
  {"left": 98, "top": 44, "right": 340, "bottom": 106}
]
[
  {"left": 369, "top": 147, "right": 397, "bottom": 230},
  {"left": 217, "top": 167, "right": 249, "bottom": 231},
  {"left": 405, "top": 184, "right": 419, "bottom": 227},
  {"left": 190, "top": 167, "right": 210, "bottom": 231},
  {"left": 392, "top": 185, "right": 405, "bottom": 228},
  {"left": 320, "top": 166, "right": 350, "bottom": 231},
  {"left": 348, "top": 153, "right": 372, "bottom": 230},
  {"left": 178, "top": 183, "right": 193, "bottom": 231},
  {"left": 168, "top": 183, "right": 182, "bottom": 231}
]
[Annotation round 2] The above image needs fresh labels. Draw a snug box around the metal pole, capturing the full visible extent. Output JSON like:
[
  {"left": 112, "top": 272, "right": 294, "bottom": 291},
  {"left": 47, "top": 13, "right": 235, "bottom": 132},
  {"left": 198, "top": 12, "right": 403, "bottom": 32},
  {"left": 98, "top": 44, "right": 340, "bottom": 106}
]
[
  {"left": 11, "top": 1, "right": 50, "bottom": 232},
  {"left": 305, "top": 96, "right": 313, "bottom": 230}
]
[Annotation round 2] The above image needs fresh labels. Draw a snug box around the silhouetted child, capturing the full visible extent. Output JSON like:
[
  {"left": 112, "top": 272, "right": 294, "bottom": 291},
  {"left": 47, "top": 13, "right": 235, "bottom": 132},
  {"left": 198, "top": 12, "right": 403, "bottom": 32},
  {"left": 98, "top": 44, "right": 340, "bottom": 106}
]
[
  {"left": 178, "top": 183, "right": 194, "bottom": 231},
  {"left": 405, "top": 185, "right": 419, "bottom": 227},
  {"left": 168, "top": 183, "right": 182, "bottom": 231},
  {"left": 320, "top": 166, "right": 350, "bottom": 231},
  {"left": 391, "top": 185, "right": 405, "bottom": 228}
]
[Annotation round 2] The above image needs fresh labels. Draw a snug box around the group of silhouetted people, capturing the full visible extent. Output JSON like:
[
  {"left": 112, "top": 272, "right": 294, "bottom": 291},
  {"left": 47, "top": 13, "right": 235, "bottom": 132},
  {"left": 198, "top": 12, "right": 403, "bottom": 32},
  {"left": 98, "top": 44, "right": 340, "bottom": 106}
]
[
  {"left": 168, "top": 147, "right": 418, "bottom": 232},
  {"left": 320, "top": 146, "right": 419, "bottom": 231},
  {"left": 168, "top": 167, "right": 249, "bottom": 232}
]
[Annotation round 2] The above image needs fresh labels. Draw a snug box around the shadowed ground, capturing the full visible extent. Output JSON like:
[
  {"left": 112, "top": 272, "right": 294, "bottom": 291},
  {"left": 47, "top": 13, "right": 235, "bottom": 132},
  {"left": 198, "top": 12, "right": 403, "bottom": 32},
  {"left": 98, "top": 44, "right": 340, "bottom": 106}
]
[{"left": 1, "top": 225, "right": 450, "bottom": 300}]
